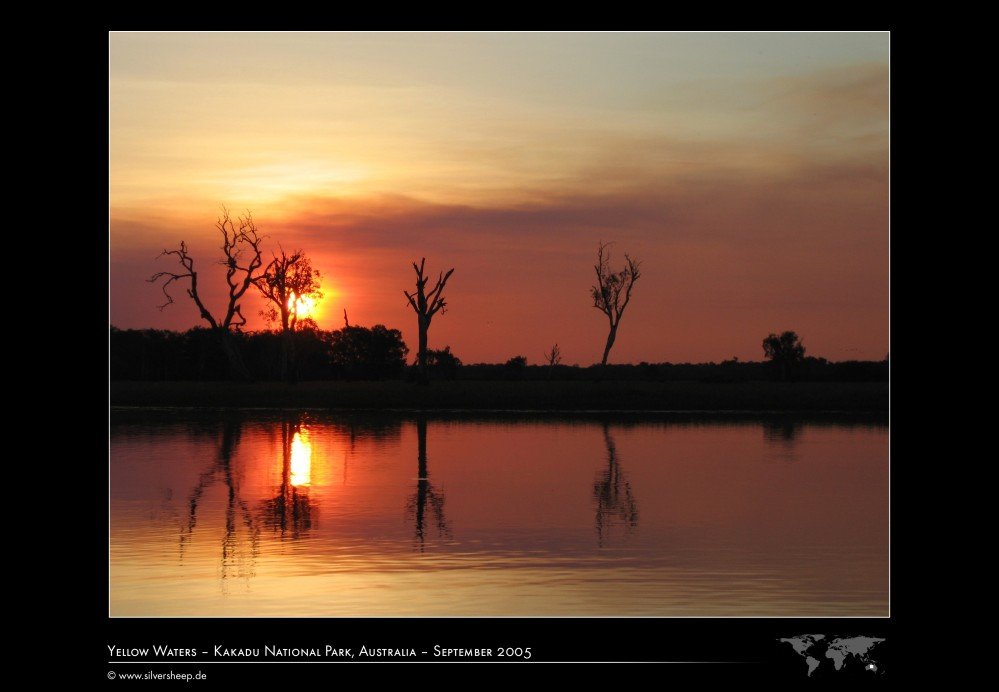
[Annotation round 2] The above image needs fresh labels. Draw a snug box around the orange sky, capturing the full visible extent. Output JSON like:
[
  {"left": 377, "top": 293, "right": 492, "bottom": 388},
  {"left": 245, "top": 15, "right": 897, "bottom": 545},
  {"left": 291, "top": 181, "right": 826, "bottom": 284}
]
[{"left": 110, "top": 32, "right": 889, "bottom": 364}]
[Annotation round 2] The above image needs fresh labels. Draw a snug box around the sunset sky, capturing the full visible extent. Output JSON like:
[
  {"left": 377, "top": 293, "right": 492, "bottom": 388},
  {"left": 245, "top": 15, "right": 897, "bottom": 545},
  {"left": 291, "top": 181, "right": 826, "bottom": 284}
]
[{"left": 109, "top": 32, "right": 889, "bottom": 364}]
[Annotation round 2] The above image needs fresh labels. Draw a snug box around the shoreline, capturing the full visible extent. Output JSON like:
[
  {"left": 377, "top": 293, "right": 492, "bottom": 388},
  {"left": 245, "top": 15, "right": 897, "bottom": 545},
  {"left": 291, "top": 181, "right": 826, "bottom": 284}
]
[{"left": 110, "top": 380, "right": 888, "bottom": 414}]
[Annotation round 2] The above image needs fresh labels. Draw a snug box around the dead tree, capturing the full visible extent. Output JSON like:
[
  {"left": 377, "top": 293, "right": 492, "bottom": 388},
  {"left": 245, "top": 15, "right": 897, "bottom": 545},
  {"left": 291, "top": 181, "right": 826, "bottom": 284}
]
[
  {"left": 149, "top": 209, "right": 265, "bottom": 380},
  {"left": 254, "top": 248, "right": 322, "bottom": 382},
  {"left": 544, "top": 343, "right": 562, "bottom": 380},
  {"left": 590, "top": 242, "right": 641, "bottom": 367},
  {"left": 403, "top": 258, "right": 454, "bottom": 385}
]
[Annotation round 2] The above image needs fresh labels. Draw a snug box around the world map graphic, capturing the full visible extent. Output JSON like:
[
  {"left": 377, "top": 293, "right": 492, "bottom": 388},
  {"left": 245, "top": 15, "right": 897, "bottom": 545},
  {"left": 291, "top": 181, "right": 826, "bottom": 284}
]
[{"left": 778, "top": 634, "right": 885, "bottom": 677}]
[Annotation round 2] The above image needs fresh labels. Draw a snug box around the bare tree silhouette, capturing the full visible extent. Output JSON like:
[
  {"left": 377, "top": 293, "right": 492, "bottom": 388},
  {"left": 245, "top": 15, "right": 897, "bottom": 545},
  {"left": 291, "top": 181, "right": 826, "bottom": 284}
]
[
  {"left": 179, "top": 420, "right": 260, "bottom": 591},
  {"left": 149, "top": 208, "right": 265, "bottom": 380},
  {"left": 593, "top": 422, "right": 638, "bottom": 547},
  {"left": 590, "top": 242, "right": 641, "bottom": 367},
  {"left": 254, "top": 249, "right": 322, "bottom": 382},
  {"left": 544, "top": 343, "right": 562, "bottom": 379},
  {"left": 258, "top": 418, "right": 317, "bottom": 540},
  {"left": 405, "top": 417, "right": 450, "bottom": 550},
  {"left": 403, "top": 258, "right": 454, "bottom": 385}
]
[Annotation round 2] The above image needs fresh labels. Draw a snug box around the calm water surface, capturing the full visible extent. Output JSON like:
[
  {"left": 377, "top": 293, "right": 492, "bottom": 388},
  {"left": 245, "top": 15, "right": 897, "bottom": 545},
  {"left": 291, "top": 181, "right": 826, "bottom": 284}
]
[{"left": 110, "top": 413, "right": 887, "bottom": 616}]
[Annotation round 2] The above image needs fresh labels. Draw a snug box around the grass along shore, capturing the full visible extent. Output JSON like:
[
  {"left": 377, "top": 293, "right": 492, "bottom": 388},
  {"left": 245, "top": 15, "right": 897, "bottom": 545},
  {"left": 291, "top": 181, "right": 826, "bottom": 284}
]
[{"left": 110, "top": 380, "right": 888, "bottom": 412}]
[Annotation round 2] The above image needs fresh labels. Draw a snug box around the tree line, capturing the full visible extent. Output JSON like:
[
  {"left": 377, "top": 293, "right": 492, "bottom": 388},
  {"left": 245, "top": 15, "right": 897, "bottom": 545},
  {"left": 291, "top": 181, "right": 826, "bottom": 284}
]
[
  {"left": 138, "top": 208, "right": 880, "bottom": 384},
  {"left": 109, "top": 325, "right": 887, "bottom": 383}
]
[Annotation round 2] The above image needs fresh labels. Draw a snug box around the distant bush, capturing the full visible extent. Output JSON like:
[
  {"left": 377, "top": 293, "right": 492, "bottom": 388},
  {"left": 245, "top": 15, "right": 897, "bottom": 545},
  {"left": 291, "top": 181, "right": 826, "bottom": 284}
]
[
  {"left": 504, "top": 355, "right": 528, "bottom": 380},
  {"left": 418, "top": 346, "right": 461, "bottom": 380},
  {"left": 329, "top": 324, "right": 409, "bottom": 380}
]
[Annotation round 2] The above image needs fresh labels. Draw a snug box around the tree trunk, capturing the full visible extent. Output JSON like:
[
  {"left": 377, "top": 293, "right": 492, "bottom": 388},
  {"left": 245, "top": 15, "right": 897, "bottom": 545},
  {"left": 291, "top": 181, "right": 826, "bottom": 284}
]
[
  {"left": 417, "top": 317, "right": 430, "bottom": 386},
  {"left": 280, "top": 330, "right": 298, "bottom": 384},
  {"left": 217, "top": 330, "right": 252, "bottom": 381},
  {"left": 415, "top": 418, "right": 428, "bottom": 544},
  {"left": 600, "top": 324, "right": 618, "bottom": 367},
  {"left": 198, "top": 338, "right": 207, "bottom": 379},
  {"left": 278, "top": 333, "right": 289, "bottom": 382}
]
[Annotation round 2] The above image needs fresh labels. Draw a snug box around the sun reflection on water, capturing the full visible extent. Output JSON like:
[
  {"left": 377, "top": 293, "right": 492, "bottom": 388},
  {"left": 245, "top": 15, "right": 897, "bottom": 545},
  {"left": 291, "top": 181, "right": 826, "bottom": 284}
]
[{"left": 290, "top": 428, "right": 312, "bottom": 487}]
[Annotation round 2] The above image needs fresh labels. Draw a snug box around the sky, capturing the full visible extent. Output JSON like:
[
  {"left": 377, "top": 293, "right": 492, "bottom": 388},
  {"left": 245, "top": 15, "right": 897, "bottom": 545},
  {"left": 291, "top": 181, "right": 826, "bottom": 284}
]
[{"left": 109, "top": 32, "right": 889, "bottom": 364}]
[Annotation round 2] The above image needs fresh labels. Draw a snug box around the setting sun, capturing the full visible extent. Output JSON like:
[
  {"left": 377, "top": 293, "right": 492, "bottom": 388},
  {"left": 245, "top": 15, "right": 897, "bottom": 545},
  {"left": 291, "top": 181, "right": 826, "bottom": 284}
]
[{"left": 289, "top": 292, "right": 318, "bottom": 320}]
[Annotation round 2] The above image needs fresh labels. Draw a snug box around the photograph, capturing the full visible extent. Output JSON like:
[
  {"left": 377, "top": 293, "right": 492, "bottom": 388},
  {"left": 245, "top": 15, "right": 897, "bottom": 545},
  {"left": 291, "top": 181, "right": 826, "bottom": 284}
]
[{"left": 107, "top": 30, "right": 889, "bottom": 673}]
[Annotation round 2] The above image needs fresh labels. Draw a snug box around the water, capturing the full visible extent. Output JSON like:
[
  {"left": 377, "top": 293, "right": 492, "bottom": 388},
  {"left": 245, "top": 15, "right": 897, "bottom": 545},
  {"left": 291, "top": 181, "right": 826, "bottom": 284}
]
[{"left": 109, "top": 412, "right": 888, "bottom": 617}]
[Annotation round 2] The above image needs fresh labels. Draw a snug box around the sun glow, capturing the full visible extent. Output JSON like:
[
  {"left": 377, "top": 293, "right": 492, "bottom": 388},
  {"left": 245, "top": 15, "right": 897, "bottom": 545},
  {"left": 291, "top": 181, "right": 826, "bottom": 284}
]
[
  {"left": 290, "top": 428, "right": 312, "bottom": 487},
  {"left": 288, "top": 292, "right": 318, "bottom": 320}
]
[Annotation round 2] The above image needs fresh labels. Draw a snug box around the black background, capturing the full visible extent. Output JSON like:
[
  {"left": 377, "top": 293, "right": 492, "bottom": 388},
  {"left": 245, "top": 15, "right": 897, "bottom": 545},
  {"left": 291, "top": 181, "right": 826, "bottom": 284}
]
[{"left": 101, "top": 616, "right": 891, "bottom": 679}]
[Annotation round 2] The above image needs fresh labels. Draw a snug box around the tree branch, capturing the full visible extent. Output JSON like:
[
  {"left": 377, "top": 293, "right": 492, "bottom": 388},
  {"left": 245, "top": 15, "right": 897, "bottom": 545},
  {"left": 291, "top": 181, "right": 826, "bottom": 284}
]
[
  {"left": 403, "top": 289, "right": 419, "bottom": 313},
  {"left": 590, "top": 241, "right": 641, "bottom": 352},
  {"left": 426, "top": 268, "right": 455, "bottom": 317},
  {"left": 149, "top": 242, "right": 218, "bottom": 329}
]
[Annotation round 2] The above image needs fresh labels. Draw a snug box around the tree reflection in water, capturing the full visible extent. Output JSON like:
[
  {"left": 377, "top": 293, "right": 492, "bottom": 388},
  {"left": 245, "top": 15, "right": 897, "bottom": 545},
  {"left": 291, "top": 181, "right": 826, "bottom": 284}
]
[
  {"left": 593, "top": 422, "right": 638, "bottom": 547},
  {"left": 763, "top": 417, "right": 803, "bottom": 462},
  {"left": 180, "top": 420, "right": 259, "bottom": 590},
  {"left": 406, "top": 417, "right": 450, "bottom": 551},
  {"left": 258, "top": 418, "right": 317, "bottom": 540}
]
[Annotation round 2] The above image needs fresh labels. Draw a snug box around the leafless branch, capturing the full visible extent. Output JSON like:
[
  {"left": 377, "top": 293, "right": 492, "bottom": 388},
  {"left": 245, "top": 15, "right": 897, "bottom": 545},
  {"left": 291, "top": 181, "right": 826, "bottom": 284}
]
[
  {"left": 403, "top": 289, "right": 419, "bottom": 312},
  {"left": 590, "top": 241, "right": 642, "bottom": 367},
  {"left": 591, "top": 241, "right": 641, "bottom": 328},
  {"left": 404, "top": 258, "right": 454, "bottom": 323},
  {"left": 545, "top": 343, "right": 562, "bottom": 367},
  {"left": 149, "top": 241, "right": 219, "bottom": 328},
  {"left": 148, "top": 208, "right": 271, "bottom": 337}
]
